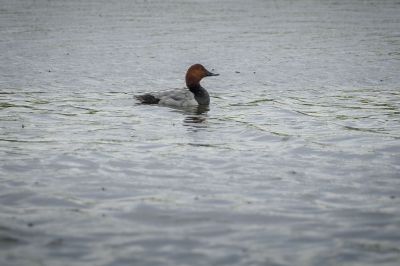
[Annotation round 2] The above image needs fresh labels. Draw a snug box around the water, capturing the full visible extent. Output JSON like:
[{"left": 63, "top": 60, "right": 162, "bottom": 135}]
[{"left": 1, "top": 0, "right": 400, "bottom": 265}]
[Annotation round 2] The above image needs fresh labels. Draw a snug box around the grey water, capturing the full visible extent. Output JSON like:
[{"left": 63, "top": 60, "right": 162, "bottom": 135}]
[{"left": 1, "top": 0, "right": 400, "bottom": 265}]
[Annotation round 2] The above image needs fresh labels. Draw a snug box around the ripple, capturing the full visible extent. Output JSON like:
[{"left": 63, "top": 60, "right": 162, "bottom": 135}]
[{"left": 1, "top": 0, "right": 400, "bottom": 266}]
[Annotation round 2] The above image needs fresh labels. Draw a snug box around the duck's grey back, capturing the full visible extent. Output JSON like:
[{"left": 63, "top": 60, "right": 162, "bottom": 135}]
[{"left": 136, "top": 88, "right": 198, "bottom": 107}]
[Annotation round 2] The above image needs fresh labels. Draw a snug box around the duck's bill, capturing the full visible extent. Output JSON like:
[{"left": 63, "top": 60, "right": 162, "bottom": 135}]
[{"left": 206, "top": 70, "right": 219, "bottom": 77}]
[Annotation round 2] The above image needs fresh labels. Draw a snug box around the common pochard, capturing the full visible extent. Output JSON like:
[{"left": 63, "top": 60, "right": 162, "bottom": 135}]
[{"left": 135, "top": 64, "right": 219, "bottom": 107}]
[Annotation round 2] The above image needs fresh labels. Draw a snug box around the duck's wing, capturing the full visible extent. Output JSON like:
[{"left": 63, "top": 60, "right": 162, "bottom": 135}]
[{"left": 158, "top": 89, "right": 197, "bottom": 107}]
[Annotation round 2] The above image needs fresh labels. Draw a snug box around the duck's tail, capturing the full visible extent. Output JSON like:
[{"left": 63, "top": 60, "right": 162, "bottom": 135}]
[{"left": 135, "top": 94, "right": 160, "bottom": 104}]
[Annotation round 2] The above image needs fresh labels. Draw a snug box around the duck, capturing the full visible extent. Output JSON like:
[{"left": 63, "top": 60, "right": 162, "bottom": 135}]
[{"left": 135, "top": 64, "right": 219, "bottom": 107}]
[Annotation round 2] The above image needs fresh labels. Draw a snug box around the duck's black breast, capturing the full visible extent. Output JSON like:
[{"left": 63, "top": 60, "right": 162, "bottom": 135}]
[{"left": 189, "top": 85, "right": 210, "bottom": 105}]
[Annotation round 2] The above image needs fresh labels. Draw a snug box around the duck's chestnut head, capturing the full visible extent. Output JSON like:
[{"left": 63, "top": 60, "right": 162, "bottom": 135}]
[{"left": 185, "top": 64, "right": 219, "bottom": 88}]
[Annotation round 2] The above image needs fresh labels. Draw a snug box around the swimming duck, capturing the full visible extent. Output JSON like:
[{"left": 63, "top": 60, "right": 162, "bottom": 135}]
[{"left": 135, "top": 64, "right": 219, "bottom": 107}]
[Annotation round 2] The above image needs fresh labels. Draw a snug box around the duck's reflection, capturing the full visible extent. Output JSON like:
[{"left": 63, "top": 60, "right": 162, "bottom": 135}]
[
  {"left": 170, "top": 105, "right": 210, "bottom": 129},
  {"left": 184, "top": 115, "right": 207, "bottom": 124}
]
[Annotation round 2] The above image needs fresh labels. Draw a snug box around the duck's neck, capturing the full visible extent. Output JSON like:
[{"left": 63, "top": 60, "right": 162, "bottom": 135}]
[{"left": 188, "top": 84, "right": 210, "bottom": 105}]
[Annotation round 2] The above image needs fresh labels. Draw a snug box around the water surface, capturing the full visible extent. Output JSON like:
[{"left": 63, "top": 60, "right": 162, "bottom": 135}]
[{"left": 1, "top": 0, "right": 400, "bottom": 265}]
